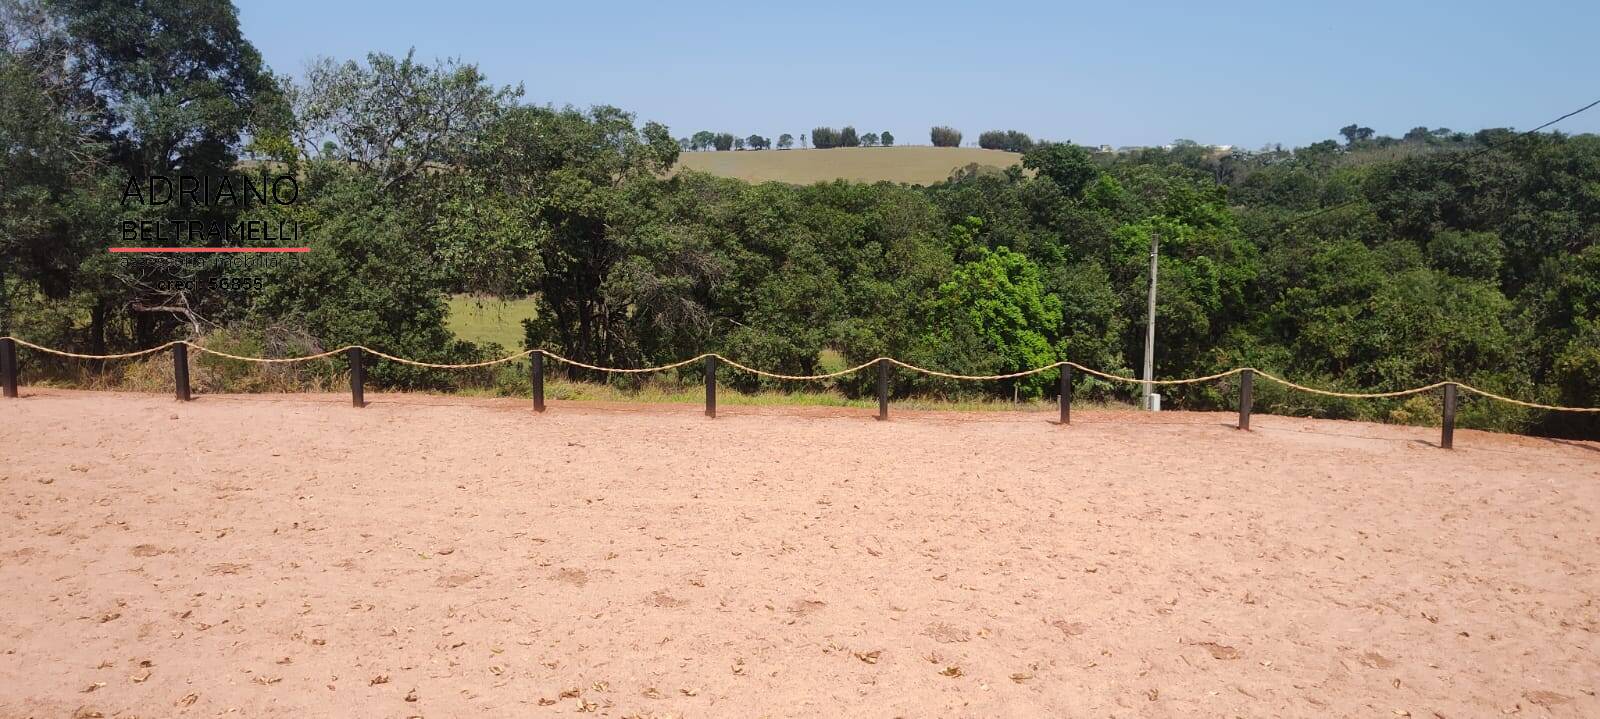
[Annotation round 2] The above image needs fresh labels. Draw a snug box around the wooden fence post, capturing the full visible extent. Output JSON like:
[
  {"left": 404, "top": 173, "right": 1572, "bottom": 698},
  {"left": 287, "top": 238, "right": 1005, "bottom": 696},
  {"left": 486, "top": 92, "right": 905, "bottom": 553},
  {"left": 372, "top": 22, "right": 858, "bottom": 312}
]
[
  {"left": 876, "top": 359, "right": 889, "bottom": 421},
  {"left": 532, "top": 351, "right": 545, "bottom": 412},
  {"left": 705, "top": 355, "right": 717, "bottom": 418},
  {"left": 1059, "top": 364, "right": 1072, "bottom": 425},
  {"left": 173, "top": 343, "right": 191, "bottom": 401},
  {"left": 348, "top": 347, "right": 365, "bottom": 408},
  {"left": 1, "top": 337, "right": 17, "bottom": 398},
  {"left": 1441, "top": 382, "right": 1456, "bottom": 449},
  {"left": 1238, "top": 369, "right": 1253, "bottom": 430}
]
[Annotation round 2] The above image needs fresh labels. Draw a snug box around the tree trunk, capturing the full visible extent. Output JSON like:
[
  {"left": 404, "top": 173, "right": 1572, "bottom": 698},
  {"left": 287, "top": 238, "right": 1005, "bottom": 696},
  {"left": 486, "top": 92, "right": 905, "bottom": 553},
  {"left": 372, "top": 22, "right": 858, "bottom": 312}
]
[
  {"left": 89, "top": 300, "right": 108, "bottom": 376},
  {"left": 90, "top": 301, "right": 107, "bottom": 354}
]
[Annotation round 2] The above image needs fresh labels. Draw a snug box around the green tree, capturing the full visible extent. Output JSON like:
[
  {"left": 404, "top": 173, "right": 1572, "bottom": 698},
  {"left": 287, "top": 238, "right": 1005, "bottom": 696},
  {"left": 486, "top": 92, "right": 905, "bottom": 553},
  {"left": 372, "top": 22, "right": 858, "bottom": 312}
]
[
  {"left": 921, "top": 246, "right": 1062, "bottom": 398},
  {"left": 881, "top": 130, "right": 894, "bottom": 146},
  {"left": 294, "top": 49, "right": 519, "bottom": 190},
  {"left": 3, "top": 0, "right": 281, "bottom": 348},
  {"left": 472, "top": 105, "right": 702, "bottom": 370},
  {"left": 1524, "top": 245, "right": 1600, "bottom": 435},
  {"left": 0, "top": 6, "right": 116, "bottom": 335},
  {"left": 253, "top": 169, "right": 474, "bottom": 388},
  {"left": 1051, "top": 260, "right": 1128, "bottom": 389},
  {"left": 777, "top": 133, "right": 793, "bottom": 149},
  {"left": 1022, "top": 143, "right": 1100, "bottom": 196},
  {"left": 1339, "top": 123, "right": 1375, "bottom": 146},
  {"left": 49, "top": 0, "right": 278, "bottom": 176}
]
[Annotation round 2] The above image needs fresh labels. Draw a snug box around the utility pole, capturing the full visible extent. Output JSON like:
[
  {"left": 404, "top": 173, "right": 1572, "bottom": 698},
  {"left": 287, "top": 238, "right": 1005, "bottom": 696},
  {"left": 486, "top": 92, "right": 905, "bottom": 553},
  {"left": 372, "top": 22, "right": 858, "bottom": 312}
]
[{"left": 1142, "top": 229, "right": 1158, "bottom": 410}]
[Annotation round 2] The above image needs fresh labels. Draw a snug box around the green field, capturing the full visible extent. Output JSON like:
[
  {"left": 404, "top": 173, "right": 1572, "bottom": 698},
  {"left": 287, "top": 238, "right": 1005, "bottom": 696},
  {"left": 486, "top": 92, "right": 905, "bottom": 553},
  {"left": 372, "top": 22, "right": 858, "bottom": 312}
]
[
  {"left": 675, "top": 146, "right": 1022, "bottom": 185},
  {"left": 445, "top": 295, "right": 538, "bottom": 350}
]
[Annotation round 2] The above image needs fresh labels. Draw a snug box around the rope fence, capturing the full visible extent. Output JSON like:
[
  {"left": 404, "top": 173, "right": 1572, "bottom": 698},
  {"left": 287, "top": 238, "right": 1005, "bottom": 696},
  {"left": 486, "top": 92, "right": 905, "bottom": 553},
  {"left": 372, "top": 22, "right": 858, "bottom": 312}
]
[{"left": 2, "top": 335, "right": 1595, "bottom": 450}]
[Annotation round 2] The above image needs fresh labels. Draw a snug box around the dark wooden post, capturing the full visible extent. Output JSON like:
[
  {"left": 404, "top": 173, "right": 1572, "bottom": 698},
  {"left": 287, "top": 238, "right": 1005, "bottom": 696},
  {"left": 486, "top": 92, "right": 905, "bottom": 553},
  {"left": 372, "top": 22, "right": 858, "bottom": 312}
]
[
  {"left": 531, "top": 351, "right": 545, "bottom": 412},
  {"left": 1238, "top": 369, "right": 1253, "bottom": 430},
  {"left": 876, "top": 359, "right": 889, "bottom": 421},
  {"left": 348, "top": 347, "right": 365, "bottom": 407},
  {"left": 1, "top": 337, "right": 17, "bottom": 398},
  {"left": 173, "top": 343, "right": 191, "bottom": 401},
  {"left": 705, "top": 355, "right": 718, "bottom": 418},
  {"left": 1441, "top": 382, "right": 1456, "bottom": 449},
  {"left": 1059, "top": 365, "right": 1072, "bottom": 425}
]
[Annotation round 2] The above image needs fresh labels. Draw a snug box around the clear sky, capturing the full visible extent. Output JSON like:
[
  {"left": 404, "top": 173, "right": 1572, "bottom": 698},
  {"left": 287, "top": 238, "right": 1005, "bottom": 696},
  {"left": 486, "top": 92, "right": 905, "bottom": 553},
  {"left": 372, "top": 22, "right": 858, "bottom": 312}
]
[{"left": 236, "top": 0, "right": 1599, "bottom": 149}]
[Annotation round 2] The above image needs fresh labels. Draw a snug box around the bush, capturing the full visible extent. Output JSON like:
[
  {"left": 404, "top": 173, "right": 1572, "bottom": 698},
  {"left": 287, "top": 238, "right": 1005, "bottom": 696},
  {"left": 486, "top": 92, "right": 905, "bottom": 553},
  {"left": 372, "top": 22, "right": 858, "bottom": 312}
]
[
  {"left": 931, "top": 126, "right": 962, "bottom": 147},
  {"left": 190, "top": 326, "right": 343, "bottom": 393},
  {"left": 78, "top": 326, "right": 343, "bottom": 395}
]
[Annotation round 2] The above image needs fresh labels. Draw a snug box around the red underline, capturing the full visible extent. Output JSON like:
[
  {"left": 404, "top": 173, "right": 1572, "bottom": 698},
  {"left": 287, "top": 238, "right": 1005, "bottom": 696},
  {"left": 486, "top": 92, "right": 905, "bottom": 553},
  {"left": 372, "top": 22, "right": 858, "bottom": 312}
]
[{"left": 109, "top": 247, "right": 309, "bottom": 253}]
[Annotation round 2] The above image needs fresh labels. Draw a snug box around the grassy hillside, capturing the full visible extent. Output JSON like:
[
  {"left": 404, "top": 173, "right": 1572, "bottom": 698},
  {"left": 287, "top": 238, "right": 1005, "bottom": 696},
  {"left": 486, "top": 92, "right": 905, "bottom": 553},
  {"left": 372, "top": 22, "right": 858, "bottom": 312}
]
[
  {"left": 675, "top": 146, "right": 1022, "bottom": 185},
  {"left": 446, "top": 295, "right": 538, "bottom": 350}
]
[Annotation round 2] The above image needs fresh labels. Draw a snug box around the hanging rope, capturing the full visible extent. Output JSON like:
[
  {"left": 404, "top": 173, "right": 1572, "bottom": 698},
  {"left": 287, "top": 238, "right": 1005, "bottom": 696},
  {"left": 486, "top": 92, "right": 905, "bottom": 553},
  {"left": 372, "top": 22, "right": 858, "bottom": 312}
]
[{"left": 3, "top": 335, "right": 1597, "bottom": 412}]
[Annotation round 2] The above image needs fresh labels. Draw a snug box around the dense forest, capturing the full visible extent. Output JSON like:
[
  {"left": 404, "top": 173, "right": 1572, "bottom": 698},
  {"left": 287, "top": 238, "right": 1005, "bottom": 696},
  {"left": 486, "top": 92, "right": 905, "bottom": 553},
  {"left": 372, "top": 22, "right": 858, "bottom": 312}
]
[{"left": 2, "top": 1, "right": 1596, "bottom": 437}]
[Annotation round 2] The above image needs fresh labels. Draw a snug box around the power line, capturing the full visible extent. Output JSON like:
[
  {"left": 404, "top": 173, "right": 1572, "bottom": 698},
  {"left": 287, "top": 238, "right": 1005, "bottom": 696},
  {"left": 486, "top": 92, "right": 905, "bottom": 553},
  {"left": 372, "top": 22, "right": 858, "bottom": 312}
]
[{"left": 1270, "top": 97, "right": 1600, "bottom": 231}]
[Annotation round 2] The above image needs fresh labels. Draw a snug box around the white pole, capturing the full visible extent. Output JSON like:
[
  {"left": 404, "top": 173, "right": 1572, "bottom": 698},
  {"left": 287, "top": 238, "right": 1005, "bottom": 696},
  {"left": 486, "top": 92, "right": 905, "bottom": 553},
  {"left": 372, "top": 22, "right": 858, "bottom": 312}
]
[{"left": 1142, "top": 229, "right": 1158, "bottom": 410}]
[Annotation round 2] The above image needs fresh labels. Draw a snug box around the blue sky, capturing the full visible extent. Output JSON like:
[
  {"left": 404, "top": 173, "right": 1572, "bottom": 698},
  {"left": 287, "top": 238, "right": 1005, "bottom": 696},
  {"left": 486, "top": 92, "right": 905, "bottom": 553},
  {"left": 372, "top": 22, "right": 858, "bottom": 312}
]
[{"left": 237, "top": 0, "right": 1599, "bottom": 149}]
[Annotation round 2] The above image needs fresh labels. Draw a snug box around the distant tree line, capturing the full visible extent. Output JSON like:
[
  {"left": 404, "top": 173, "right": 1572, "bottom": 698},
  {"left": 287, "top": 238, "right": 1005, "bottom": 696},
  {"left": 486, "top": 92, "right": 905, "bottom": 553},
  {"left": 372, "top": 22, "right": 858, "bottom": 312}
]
[
  {"left": 679, "top": 124, "right": 1049, "bottom": 151},
  {"left": 810, "top": 126, "right": 895, "bottom": 149},
  {"left": 677, "top": 127, "right": 896, "bottom": 151}
]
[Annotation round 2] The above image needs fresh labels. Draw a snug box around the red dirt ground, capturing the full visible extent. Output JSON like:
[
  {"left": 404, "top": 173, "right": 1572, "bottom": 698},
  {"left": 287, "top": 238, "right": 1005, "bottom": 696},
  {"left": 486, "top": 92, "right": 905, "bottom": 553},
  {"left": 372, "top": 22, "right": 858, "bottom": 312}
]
[{"left": 1, "top": 389, "right": 1597, "bottom": 718}]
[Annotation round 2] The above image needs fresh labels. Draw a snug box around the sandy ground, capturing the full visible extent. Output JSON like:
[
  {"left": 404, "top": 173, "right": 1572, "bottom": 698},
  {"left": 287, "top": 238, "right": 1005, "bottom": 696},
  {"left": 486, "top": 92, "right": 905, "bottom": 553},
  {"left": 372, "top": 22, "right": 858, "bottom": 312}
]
[{"left": 1, "top": 390, "right": 1597, "bottom": 718}]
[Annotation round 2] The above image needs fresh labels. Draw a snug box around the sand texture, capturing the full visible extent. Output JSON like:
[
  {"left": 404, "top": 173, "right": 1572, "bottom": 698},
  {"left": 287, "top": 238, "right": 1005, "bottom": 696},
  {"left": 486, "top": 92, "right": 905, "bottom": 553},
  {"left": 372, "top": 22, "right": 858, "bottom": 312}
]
[{"left": 2, "top": 390, "right": 1597, "bottom": 717}]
